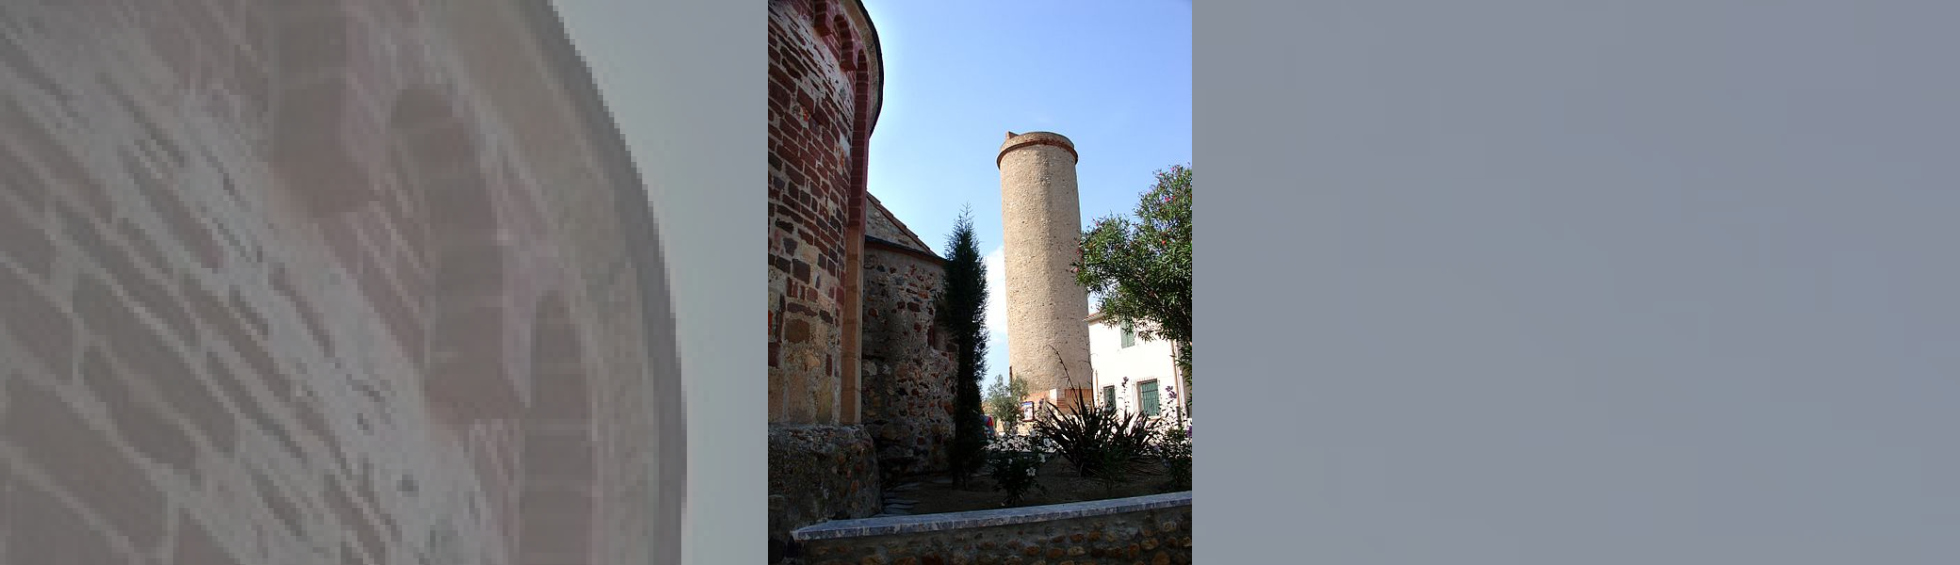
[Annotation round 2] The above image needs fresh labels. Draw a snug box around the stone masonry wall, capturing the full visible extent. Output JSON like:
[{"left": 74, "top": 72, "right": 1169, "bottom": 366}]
[
  {"left": 860, "top": 241, "right": 955, "bottom": 481},
  {"left": 792, "top": 496, "right": 1193, "bottom": 565},
  {"left": 0, "top": 1, "right": 683, "bottom": 564}
]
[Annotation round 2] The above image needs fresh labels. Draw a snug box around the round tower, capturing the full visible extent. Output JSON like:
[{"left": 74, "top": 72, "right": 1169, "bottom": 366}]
[{"left": 998, "top": 131, "right": 1094, "bottom": 405}]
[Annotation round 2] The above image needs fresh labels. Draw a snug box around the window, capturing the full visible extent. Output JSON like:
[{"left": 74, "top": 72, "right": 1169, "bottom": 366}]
[
  {"left": 1102, "top": 385, "right": 1116, "bottom": 410},
  {"left": 1138, "top": 379, "right": 1160, "bottom": 417},
  {"left": 1120, "top": 323, "right": 1136, "bottom": 348}
]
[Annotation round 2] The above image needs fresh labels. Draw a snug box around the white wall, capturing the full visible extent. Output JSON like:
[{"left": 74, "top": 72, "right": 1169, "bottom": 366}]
[{"left": 1088, "top": 318, "right": 1186, "bottom": 421}]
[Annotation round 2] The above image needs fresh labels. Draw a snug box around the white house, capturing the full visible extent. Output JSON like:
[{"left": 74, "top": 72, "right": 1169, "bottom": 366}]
[{"left": 1086, "top": 311, "right": 1189, "bottom": 426}]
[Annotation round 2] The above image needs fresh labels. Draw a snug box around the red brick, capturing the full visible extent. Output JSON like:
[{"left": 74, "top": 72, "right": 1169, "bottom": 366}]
[
  {"left": 0, "top": 194, "right": 55, "bottom": 272},
  {"left": 77, "top": 350, "right": 201, "bottom": 474},
  {"left": 1, "top": 381, "right": 169, "bottom": 548},
  {"left": 3, "top": 485, "right": 134, "bottom": 564},
  {"left": 173, "top": 516, "right": 246, "bottom": 565},
  {"left": 0, "top": 264, "right": 73, "bottom": 369}
]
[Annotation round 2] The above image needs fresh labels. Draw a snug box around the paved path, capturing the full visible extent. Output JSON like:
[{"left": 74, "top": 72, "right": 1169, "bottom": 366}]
[{"left": 870, "top": 482, "right": 924, "bottom": 517}]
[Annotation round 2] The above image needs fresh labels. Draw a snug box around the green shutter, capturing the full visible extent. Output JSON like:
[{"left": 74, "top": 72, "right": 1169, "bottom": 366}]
[
  {"left": 1102, "top": 386, "right": 1116, "bottom": 410},
  {"left": 1139, "top": 380, "right": 1160, "bottom": 416},
  {"left": 1121, "top": 324, "right": 1136, "bottom": 348}
]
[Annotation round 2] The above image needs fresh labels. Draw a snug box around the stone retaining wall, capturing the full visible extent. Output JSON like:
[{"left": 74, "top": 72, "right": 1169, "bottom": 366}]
[
  {"left": 769, "top": 425, "right": 883, "bottom": 561},
  {"left": 789, "top": 492, "right": 1192, "bottom": 565}
]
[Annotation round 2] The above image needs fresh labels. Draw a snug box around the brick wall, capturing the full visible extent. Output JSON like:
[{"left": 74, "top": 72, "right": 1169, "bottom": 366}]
[
  {"left": 768, "top": 0, "right": 873, "bottom": 426},
  {"left": 790, "top": 493, "right": 1194, "bottom": 565},
  {"left": 0, "top": 1, "right": 683, "bottom": 563}
]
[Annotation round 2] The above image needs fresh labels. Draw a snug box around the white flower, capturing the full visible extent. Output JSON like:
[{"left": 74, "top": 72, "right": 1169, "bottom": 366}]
[{"left": 1026, "top": 467, "right": 1036, "bottom": 477}]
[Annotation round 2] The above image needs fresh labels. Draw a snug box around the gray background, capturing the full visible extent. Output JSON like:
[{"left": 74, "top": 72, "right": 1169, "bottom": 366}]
[
  {"left": 1201, "top": 0, "right": 1960, "bottom": 563},
  {"left": 553, "top": 1, "right": 763, "bottom": 564}
]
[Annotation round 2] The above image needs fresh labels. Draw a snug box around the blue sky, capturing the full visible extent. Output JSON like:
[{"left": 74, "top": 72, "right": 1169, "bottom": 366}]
[{"left": 859, "top": 0, "right": 1192, "bottom": 385}]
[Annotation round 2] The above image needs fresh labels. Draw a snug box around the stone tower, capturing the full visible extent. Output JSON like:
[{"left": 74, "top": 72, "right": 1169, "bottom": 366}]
[{"left": 998, "top": 131, "right": 1095, "bottom": 402}]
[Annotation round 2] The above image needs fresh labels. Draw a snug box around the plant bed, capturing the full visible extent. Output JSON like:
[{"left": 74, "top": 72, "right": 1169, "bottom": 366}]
[{"left": 887, "top": 455, "right": 1176, "bottom": 516}]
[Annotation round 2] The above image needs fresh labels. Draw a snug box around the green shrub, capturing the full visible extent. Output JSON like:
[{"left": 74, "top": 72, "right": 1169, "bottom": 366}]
[
  {"left": 1031, "top": 394, "right": 1156, "bottom": 482},
  {"left": 987, "top": 435, "right": 1047, "bottom": 506},
  {"left": 1154, "top": 426, "right": 1192, "bottom": 492},
  {"left": 984, "top": 374, "right": 1029, "bottom": 436}
]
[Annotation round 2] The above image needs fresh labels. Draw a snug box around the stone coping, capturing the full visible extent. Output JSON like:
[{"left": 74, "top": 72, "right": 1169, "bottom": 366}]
[
  {"left": 996, "top": 131, "right": 1079, "bottom": 167},
  {"left": 790, "top": 491, "right": 1191, "bottom": 541}
]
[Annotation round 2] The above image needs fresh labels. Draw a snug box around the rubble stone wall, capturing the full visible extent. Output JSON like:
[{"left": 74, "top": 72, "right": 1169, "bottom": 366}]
[
  {"left": 792, "top": 493, "right": 1193, "bottom": 565},
  {"left": 860, "top": 240, "right": 954, "bottom": 481}
]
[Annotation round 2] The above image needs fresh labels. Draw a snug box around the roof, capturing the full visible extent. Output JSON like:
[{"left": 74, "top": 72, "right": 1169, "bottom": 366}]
[
  {"left": 1085, "top": 312, "right": 1162, "bottom": 334},
  {"left": 865, "top": 192, "right": 939, "bottom": 259}
]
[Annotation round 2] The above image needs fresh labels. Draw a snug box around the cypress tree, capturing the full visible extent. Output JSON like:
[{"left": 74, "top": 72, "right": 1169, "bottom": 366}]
[{"left": 938, "top": 206, "right": 989, "bottom": 483}]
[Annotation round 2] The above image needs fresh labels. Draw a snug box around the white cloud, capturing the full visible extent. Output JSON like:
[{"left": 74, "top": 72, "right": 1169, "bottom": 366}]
[
  {"left": 984, "top": 246, "right": 1007, "bottom": 334},
  {"left": 983, "top": 246, "right": 1011, "bottom": 380}
]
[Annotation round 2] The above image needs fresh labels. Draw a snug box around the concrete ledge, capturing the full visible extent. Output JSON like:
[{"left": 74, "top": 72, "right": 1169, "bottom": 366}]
[{"left": 791, "top": 490, "right": 1191, "bottom": 541}]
